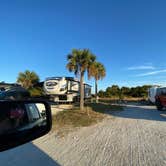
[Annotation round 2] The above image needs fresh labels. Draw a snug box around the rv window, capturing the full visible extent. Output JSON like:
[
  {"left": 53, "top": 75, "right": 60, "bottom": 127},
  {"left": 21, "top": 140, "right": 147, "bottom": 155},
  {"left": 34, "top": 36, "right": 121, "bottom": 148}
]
[
  {"left": 161, "top": 88, "right": 166, "bottom": 96},
  {"left": 149, "top": 91, "right": 151, "bottom": 97},
  {"left": 156, "top": 89, "right": 161, "bottom": 96},
  {"left": 71, "top": 82, "right": 77, "bottom": 87},
  {"left": 46, "top": 82, "right": 57, "bottom": 86}
]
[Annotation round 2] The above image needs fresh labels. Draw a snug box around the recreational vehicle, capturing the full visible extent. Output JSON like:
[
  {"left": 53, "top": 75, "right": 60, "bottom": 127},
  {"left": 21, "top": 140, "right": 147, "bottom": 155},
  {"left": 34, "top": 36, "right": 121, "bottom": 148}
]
[
  {"left": 148, "top": 86, "right": 160, "bottom": 104},
  {"left": 43, "top": 77, "right": 91, "bottom": 102}
]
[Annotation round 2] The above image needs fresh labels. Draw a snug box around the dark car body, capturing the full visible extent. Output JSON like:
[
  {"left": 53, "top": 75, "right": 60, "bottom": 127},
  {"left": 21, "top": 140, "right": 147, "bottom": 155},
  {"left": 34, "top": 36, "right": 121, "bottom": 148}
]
[
  {"left": 155, "top": 87, "right": 166, "bottom": 111},
  {"left": 0, "top": 87, "right": 30, "bottom": 100}
]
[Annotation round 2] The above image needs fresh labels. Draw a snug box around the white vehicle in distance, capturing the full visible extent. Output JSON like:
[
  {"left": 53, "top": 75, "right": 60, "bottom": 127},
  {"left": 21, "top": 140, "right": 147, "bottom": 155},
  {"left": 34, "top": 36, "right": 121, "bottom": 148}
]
[
  {"left": 43, "top": 77, "right": 91, "bottom": 103},
  {"left": 148, "top": 86, "right": 160, "bottom": 104}
]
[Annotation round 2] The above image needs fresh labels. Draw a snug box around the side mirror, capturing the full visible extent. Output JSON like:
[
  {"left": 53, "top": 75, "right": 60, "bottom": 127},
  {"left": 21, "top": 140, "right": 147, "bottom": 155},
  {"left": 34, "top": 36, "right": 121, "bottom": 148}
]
[{"left": 0, "top": 100, "right": 52, "bottom": 152}]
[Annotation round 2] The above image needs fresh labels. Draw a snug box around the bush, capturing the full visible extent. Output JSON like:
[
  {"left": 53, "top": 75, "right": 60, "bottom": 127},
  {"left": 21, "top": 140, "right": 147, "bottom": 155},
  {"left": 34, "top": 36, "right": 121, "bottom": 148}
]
[
  {"left": 98, "top": 85, "right": 152, "bottom": 99},
  {"left": 28, "top": 87, "right": 44, "bottom": 97}
]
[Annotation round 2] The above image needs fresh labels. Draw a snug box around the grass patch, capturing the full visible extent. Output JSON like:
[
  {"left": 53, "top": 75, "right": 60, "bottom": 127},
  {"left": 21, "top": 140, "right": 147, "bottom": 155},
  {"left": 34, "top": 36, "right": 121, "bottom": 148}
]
[
  {"left": 98, "top": 97, "right": 147, "bottom": 103},
  {"left": 53, "top": 109, "right": 102, "bottom": 128},
  {"left": 86, "top": 102, "right": 123, "bottom": 113},
  {"left": 52, "top": 102, "right": 123, "bottom": 136}
]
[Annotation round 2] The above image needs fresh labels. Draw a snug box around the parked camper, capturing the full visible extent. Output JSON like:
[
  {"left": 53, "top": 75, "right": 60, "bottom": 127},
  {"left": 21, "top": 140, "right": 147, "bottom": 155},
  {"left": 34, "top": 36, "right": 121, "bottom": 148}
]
[
  {"left": 148, "top": 86, "right": 160, "bottom": 104},
  {"left": 43, "top": 77, "right": 91, "bottom": 102},
  {"left": 155, "top": 87, "right": 166, "bottom": 111}
]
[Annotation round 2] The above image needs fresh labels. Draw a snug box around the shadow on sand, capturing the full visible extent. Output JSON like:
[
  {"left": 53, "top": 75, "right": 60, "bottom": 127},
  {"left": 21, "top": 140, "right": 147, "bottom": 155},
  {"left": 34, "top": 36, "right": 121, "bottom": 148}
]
[
  {"left": 0, "top": 142, "right": 61, "bottom": 166},
  {"left": 89, "top": 102, "right": 166, "bottom": 122},
  {"left": 111, "top": 103, "right": 166, "bottom": 122}
]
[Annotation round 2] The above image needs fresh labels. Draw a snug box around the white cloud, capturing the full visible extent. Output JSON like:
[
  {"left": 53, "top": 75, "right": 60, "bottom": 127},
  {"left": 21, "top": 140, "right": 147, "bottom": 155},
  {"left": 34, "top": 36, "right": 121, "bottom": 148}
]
[
  {"left": 127, "top": 65, "right": 155, "bottom": 70},
  {"left": 136, "top": 69, "right": 166, "bottom": 76}
]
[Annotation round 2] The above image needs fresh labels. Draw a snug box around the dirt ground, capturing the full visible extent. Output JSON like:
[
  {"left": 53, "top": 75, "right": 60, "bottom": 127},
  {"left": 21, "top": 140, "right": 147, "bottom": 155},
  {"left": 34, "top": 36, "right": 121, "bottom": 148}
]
[{"left": 0, "top": 103, "right": 165, "bottom": 166}]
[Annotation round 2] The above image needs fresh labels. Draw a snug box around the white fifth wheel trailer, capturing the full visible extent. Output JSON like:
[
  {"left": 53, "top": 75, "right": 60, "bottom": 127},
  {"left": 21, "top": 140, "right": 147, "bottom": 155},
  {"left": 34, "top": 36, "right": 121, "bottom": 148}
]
[{"left": 43, "top": 77, "right": 91, "bottom": 102}]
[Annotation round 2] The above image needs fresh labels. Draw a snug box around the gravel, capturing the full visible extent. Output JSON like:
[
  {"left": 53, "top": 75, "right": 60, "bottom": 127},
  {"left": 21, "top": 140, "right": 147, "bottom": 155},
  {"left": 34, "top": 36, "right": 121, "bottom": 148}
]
[{"left": 0, "top": 104, "right": 166, "bottom": 166}]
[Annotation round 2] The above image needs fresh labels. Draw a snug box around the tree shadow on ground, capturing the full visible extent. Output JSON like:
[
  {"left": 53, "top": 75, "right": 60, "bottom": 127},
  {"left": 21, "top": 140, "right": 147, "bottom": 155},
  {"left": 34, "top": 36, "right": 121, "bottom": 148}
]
[
  {"left": 111, "top": 103, "right": 166, "bottom": 122},
  {"left": 87, "top": 102, "right": 166, "bottom": 122},
  {"left": 0, "top": 142, "right": 61, "bottom": 166}
]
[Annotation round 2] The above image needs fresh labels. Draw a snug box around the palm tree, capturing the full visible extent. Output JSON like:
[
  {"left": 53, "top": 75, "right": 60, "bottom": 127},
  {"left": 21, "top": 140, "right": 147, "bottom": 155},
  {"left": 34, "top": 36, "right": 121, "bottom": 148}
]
[
  {"left": 17, "top": 70, "right": 40, "bottom": 89},
  {"left": 66, "top": 49, "right": 96, "bottom": 111},
  {"left": 89, "top": 62, "right": 106, "bottom": 102}
]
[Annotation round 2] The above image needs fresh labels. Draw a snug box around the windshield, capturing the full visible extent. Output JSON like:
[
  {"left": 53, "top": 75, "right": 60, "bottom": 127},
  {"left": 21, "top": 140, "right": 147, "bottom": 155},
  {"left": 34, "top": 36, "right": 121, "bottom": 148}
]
[{"left": 0, "top": 92, "right": 5, "bottom": 99}]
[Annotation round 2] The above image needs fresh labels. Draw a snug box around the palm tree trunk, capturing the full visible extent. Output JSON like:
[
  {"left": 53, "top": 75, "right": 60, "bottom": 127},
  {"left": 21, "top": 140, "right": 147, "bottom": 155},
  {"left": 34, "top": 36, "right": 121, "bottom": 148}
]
[
  {"left": 80, "top": 72, "right": 84, "bottom": 111},
  {"left": 95, "top": 79, "right": 98, "bottom": 103}
]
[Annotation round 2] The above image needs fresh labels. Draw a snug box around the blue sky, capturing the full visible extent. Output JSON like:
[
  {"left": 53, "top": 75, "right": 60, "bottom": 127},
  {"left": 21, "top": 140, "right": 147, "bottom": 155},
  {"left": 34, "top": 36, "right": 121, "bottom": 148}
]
[{"left": 0, "top": 0, "right": 166, "bottom": 91}]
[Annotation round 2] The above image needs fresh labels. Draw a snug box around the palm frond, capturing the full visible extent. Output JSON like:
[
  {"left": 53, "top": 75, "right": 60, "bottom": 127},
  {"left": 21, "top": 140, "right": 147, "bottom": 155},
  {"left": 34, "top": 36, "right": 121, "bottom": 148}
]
[{"left": 17, "top": 70, "right": 39, "bottom": 89}]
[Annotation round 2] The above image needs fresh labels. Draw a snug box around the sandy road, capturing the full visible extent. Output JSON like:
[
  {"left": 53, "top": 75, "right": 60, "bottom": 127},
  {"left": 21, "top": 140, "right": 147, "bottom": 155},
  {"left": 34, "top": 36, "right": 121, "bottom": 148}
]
[{"left": 0, "top": 104, "right": 166, "bottom": 166}]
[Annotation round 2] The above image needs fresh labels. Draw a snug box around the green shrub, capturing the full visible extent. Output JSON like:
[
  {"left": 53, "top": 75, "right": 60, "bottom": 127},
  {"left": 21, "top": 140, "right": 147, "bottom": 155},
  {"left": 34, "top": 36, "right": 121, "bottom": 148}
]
[{"left": 28, "top": 87, "right": 44, "bottom": 97}]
